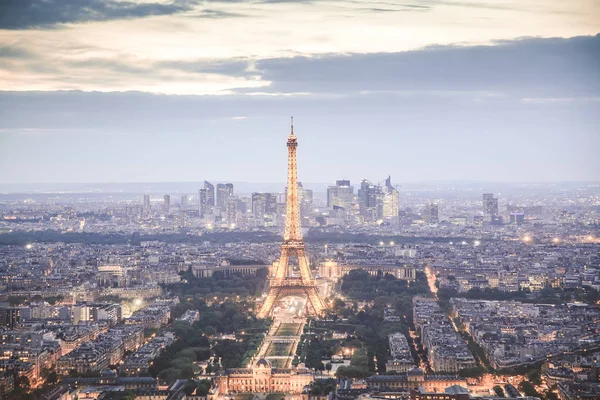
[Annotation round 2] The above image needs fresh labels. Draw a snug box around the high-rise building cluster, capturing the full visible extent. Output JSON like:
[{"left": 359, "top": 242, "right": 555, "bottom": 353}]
[
  {"left": 136, "top": 175, "right": 401, "bottom": 230},
  {"left": 327, "top": 176, "right": 400, "bottom": 225}
]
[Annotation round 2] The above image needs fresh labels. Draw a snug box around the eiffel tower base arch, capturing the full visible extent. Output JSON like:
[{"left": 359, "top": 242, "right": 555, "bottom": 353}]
[{"left": 258, "top": 284, "right": 325, "bottom": 319}]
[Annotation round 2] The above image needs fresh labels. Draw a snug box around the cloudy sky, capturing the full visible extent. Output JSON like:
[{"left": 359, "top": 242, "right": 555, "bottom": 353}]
[{"left": 0, "top": 0, "right": 599, "bottom": 185}]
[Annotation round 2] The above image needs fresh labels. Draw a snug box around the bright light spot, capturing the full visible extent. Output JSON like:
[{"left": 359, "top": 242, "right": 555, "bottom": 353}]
[
  {"left": 587, "top": 235, "right": 594, "bottom": 241},
  {"left": 389, "top": 241, "right": 395, "bottom": 246},
  {"left": 461, "top": 241, "right": 467, "bottom": 245},
  {"left": 25, "top": 244, "right": 32, "bottom": 250},
  {"left": 134, "top": 298, "right": 143, "bottom": 306},
  {"left": 230, "top": 223, "right": 236, "bottom": 229},
  {"left": 207, "top": 224, "right": 213, "bottom": 230},
  {"left": 379, "top": 241, "right": 384, "bottom": 246},
  {"left": 474, "top": 240, "right": 481, "bottom": 246},
  {"left": 552, "top": 238, "right": 560, "bottom": 244},
  {"left": 523, "top": 235, "right": 532, "bottom": 243}
]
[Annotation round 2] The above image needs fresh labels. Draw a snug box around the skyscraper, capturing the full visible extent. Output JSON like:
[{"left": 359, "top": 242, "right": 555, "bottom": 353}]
[
  {"left": 226, "top": 200, "right": 237, "bottom": 227},
  {"left": 483, "top": 193, "right": 499, "bottom": 222},
  {"left": 198, "top": 181, "right": 215, "bottom": 218},
  {"left": 424, "top": 203, "right": 439, "bottom": 224},
  {"left": 216, "top": 183, "right": 234, "bottom": 208},
  {"left": 143, "top": 194, "right": 150, "bottom": 211},
  {"left": 180, "top": 194, "right": 188, "bottom": 209},
  {"left": 163, "top": 194, "right": 170, "bottom": 213},
  {"left": 204, "top": 181, "right": 215, "bottom": 207},
  {"left": 301, "top": 187, "right": 313, "bottom": 217},
  {"left": 252, "top": 193, "right": 277, "bottom": 218},
  {"left": 327, "top": 179, "right": 354, "bottom": 211},
  {"left": 198, "top": 189, "right": 208, "bottom": 217},
  {"left": 358, "top": 179, "right": 384, "bottom": 222},
  {"left": 382, "top": 175, "right": 399, "bottom": 219}
]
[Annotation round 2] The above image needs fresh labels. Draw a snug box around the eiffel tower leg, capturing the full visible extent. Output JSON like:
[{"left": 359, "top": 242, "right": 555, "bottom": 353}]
[
  {"left": 258, "top": 286, "right": 280, "bottom": 319},
  {"left": 275, "top": 250, "right": 289, "bottom": 280},
  {"left": 305, "top": 286, "right": 326, "bottom": 317},
  {"left": 296, "top": 248, "right": 313, "bottom": 283}
]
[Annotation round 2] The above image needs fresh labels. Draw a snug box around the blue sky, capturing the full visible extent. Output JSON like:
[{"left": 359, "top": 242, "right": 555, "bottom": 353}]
[{"left": 0, "top": 0, "right": 599, "bottom": 184}]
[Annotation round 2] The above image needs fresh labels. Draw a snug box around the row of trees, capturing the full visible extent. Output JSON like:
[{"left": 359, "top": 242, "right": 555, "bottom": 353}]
[
  {"left": 438, "top": 286, "right": 600, "bottom": 305},
  {"left": 7, "top": 294, "right": 65, "bottom": 306},
  {"left": 168, "top": 268, "right": 269, "bottom": 301}
]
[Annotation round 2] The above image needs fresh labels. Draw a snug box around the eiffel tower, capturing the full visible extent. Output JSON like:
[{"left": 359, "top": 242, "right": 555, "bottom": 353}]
[{"left": 257, "top": 118, "right": 326, "bottom": 318}]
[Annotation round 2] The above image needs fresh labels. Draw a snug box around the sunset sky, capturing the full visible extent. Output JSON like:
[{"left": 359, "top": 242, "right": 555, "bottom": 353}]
[{"left": 1, "top": 0, "right": 599, "bottom": 184}]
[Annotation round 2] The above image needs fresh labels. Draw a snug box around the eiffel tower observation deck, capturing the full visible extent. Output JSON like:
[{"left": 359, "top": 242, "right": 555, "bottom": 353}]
[{"left": 257, "top": 118, "right": 327, "bottom": 318}]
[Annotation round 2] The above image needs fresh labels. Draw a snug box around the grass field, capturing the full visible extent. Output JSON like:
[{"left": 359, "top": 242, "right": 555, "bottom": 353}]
[
  {"left": 266, "top": 342, "right": 293, "bottom": 357},
  {"left": 274, "top": 323, "right": 302, "bottom": 336}
]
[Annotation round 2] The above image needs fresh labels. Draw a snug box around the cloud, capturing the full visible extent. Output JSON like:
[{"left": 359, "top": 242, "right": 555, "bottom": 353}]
[
  {"left": 191, "top": 9, "right": 248, "bottom": 18},
  {"left": 0, "top": 45, "right": 35, "bottom": 59},
  {"left": 1, "top": 32, "right": 598, "bottom": 97},
  {"left": 245, "top": 34, "right": 600, "bottom": 97},
  {"left": 0, "top": 0, "right": 200, "bottom": 30}
]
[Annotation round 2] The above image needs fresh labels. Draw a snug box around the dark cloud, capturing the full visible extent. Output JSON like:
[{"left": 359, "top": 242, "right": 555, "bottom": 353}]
[
  {"left": 245, "top": 34, "right": 600, "bottom": 97},
  {"left": 0, "top": 45, "right": 34, "bottom": 58},
  {"left": 0, "top": 0, "right": 200, "bottom": 30},
  {"left": 193, "top": 9, "right": 248, "bottom": 18}
]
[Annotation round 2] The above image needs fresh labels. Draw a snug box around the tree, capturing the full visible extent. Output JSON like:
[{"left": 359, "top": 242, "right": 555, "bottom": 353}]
[
  {"left": 527, "top": 369, "right": 542, "bottom": 386},
  {"left": 493, "top": 386, "right": 505, "bottom": 397},
  {"left": 196, "top": 379, "right": 212, "bottom": 396},
  {"left": 183, "top": 380, "right": 197, "bottom": 395},
  {"left": 181, "top": 366, "right": 194, "bottom": 379},
  {"left": 47, "top": 371, "right": 58, "bottom": 385},
  {"left": 325, "top": 363, "right": 332, "bottom": 373},
  {"left": 518, "top": 381, "right": 542, "bottom": 398},
  {"left": 311, "top": 385, "right": 323, "bottom": 395}
]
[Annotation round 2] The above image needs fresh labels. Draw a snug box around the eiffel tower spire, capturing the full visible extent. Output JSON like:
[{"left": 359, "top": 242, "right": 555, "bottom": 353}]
[{"left": 258, "top": 119, "right": 326, "bottom": 318}]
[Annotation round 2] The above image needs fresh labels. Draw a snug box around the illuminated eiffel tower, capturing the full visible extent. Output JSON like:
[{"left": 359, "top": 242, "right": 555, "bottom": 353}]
[{"left": 257, "top": 118, "right": 326, "bottom": 318}]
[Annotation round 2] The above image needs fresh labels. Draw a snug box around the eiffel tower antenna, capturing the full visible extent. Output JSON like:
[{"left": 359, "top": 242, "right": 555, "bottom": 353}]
[{"left": 258, "top": 119, "right": 326, "bottom": 318}]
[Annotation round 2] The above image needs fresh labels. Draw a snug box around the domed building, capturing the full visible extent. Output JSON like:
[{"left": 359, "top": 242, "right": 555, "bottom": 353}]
[{"left": 213, "top": 358, "right": 313, "bottom": 394}]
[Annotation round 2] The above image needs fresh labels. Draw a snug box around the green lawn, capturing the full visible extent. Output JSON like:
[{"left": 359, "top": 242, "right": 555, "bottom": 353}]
[
  {"left": 266, "top": 342, "right": 293, "bottom": 357},
  {"left": 275, "top": 323, "right": 302, "bottom": 336}
]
